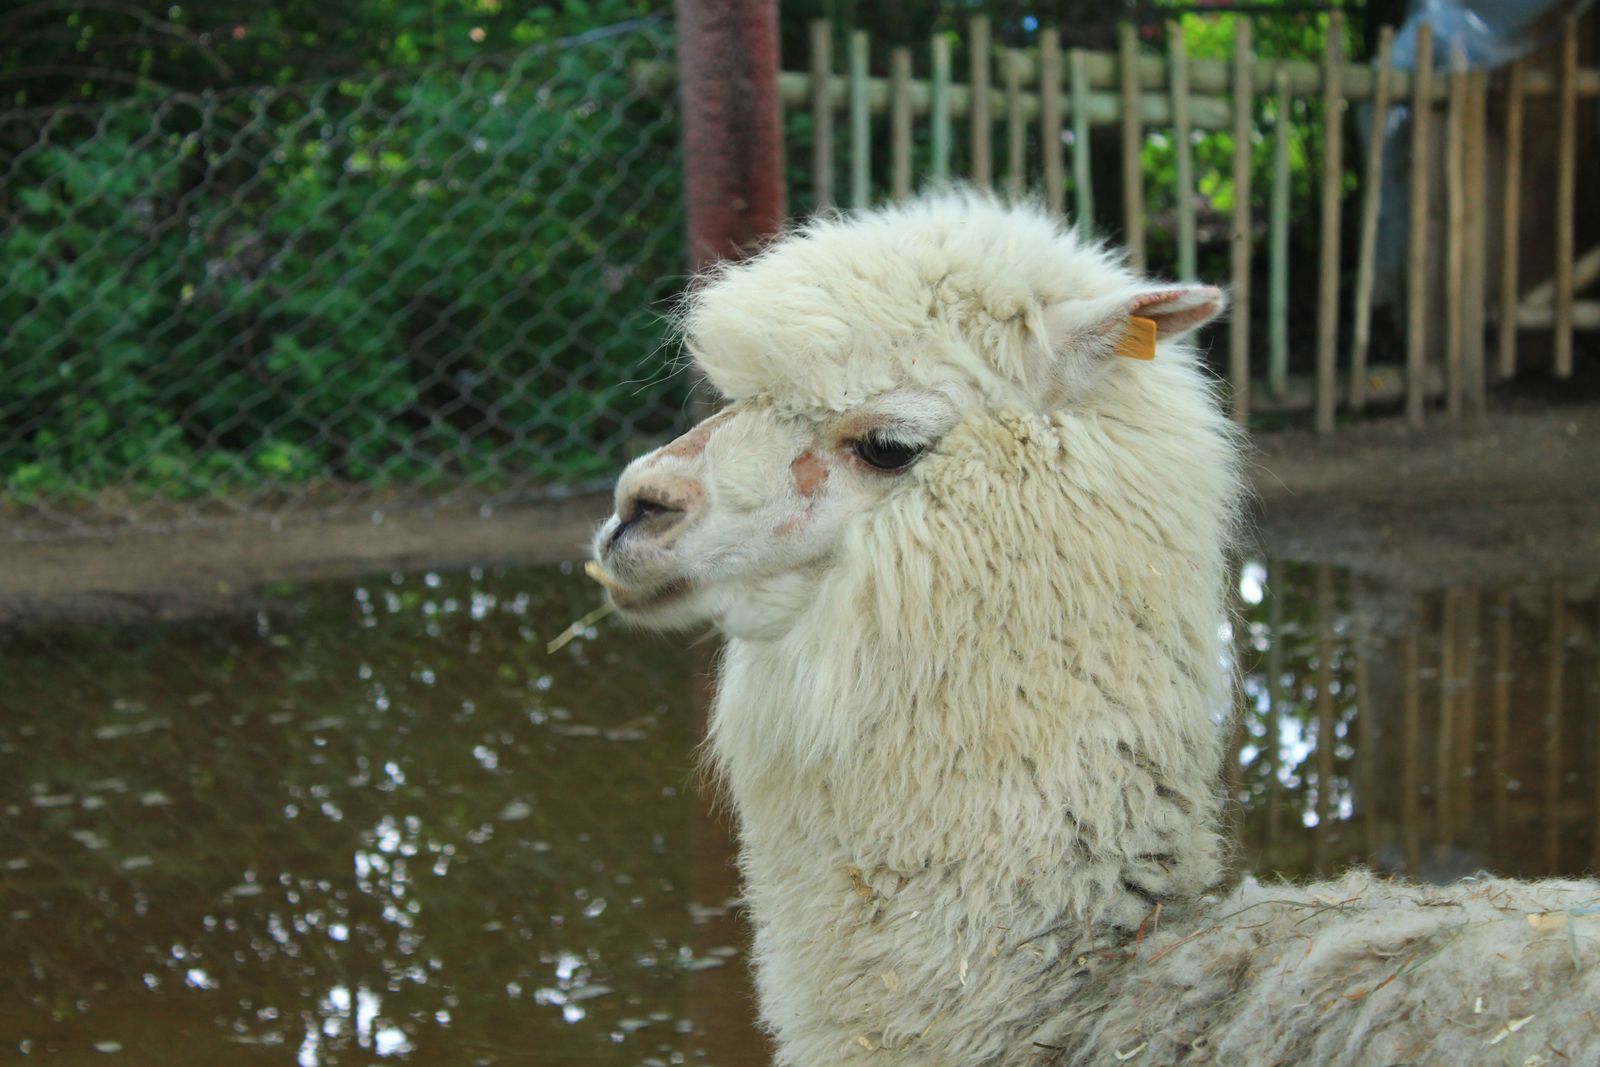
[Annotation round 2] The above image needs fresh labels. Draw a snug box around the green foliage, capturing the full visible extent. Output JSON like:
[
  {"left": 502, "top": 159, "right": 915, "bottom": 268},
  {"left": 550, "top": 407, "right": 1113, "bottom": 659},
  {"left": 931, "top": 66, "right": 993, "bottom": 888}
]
[
  {"left": 1139, "top": 11, "right": 1363, "bottom": 280},
  {"left": 2, "top": 0, "right": 669, "bottom": 108},
  {"left": 1, "top": 25, "right": 687, "bottom": 503}
]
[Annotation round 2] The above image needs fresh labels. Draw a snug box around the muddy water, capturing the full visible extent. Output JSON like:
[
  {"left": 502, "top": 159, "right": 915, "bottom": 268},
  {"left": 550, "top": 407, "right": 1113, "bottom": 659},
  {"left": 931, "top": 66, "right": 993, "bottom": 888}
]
[{"left": 1, "top": 563, "right": 1596, "bottom": 1064}]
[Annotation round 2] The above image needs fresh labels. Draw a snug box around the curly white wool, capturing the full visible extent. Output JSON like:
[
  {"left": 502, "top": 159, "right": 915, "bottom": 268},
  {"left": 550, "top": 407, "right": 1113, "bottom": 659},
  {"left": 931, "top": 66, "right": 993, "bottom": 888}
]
[{"left": 667, "top": 195, "right": 1600, "bottom": 1066}]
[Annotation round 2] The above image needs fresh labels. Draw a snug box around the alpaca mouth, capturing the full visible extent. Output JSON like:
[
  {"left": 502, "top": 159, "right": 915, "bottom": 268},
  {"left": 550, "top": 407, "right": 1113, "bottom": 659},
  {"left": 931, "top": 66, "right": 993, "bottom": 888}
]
[{"left": 583, "top": 560, "right": 692, "bottom": 613}]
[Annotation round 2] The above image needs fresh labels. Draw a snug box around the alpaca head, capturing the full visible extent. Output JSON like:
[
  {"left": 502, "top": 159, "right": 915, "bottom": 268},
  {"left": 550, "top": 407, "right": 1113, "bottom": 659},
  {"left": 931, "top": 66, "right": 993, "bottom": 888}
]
[{"left": 591, "top": 195, "right": 1227, "bottom": 642}]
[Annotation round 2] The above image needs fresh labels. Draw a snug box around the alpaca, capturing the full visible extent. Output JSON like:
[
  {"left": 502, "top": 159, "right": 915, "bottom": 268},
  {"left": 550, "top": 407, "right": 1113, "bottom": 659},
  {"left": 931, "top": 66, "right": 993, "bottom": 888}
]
[{"left": 587, "top": 195, "right": 1600, "bottom": 1066}]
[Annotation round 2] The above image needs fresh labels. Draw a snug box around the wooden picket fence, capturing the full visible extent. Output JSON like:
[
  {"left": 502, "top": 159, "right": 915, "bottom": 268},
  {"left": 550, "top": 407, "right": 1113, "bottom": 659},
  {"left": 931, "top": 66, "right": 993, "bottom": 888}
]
[{"left": 638, "top": 13, "right": 1598, "bottom": 432}]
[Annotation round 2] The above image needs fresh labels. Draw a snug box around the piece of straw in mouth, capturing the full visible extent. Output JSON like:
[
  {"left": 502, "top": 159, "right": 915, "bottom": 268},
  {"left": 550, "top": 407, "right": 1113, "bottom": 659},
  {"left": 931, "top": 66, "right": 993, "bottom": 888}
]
[
  {"left": 584, "top": 559, "right": 629, "bottom": 595},
  {"left": 546, "top": 599, "right": 619, "bottom": 654}
]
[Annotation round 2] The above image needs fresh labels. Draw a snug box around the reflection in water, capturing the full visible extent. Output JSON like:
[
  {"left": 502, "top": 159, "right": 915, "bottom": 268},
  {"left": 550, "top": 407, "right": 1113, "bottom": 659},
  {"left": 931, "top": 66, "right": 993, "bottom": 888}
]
[
  {"left": 0, "top": 564, "right": 757, "bottom": 1064},
  {"left": 0, "top": 561, "right": 1595, "bottom": 1062},
  {"left": 1232, "top": 563, "right": 1599, "bottom": 884}
]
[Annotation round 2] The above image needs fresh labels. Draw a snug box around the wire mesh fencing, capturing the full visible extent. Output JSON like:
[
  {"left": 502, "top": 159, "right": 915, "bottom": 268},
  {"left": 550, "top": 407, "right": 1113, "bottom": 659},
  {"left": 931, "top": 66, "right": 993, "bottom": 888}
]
[{"left": 2, "top": 20, "right": 691, "bottom": 541}]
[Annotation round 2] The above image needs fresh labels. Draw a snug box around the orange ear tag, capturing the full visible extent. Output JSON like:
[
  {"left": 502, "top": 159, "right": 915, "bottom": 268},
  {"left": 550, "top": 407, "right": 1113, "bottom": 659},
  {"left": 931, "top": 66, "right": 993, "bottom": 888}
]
[{"left": 1113, "top": 315, "right": 1158, "bottom": 360}]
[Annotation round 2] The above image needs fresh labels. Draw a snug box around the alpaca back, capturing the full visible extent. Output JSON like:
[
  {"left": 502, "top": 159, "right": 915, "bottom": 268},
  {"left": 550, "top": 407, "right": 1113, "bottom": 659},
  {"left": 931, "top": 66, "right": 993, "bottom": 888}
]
[{"left": 1040, "top": 869, "right": 1600, "bottom": 1066}]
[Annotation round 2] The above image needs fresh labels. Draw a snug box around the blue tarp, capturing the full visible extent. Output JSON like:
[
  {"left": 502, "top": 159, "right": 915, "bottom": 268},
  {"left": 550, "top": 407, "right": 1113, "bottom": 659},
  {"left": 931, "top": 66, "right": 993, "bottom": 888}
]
[{"left": 1392, "top": 0, "right": 1597, "bottom": 70}]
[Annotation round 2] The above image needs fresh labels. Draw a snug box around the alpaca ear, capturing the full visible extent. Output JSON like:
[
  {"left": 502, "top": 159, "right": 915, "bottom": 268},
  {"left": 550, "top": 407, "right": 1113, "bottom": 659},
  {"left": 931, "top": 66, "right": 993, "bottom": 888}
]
[{"left": 1040, "top": 284, "right": 1226, "bottom": 365}]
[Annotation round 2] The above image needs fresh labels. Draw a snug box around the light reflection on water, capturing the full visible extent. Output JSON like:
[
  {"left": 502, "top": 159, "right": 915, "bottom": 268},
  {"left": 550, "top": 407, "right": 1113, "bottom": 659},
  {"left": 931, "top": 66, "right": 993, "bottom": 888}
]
[
  {"left": 0, "top": 561, "right": 1595, "bottom": 1062},
  {"left": 1, "top": 563, "right": 754, "bottom": 1065}
]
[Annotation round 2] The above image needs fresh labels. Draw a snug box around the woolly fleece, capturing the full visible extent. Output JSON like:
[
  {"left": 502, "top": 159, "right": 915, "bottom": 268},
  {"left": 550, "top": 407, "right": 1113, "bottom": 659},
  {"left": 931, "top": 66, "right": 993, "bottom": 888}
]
[{"left": 623, "top": 196, "right": 1600, "bottom": 1066}]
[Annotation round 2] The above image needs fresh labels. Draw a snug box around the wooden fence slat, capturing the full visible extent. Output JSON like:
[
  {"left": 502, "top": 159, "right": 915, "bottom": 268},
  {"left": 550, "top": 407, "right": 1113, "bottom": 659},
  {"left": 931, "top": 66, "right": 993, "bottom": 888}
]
[
  {"left": 1555, "top": 19, "right": 1577, "bottom": 380},
  {"left": 849, "top": 30, "right": 871, "bottom": 209},
  {"left": 1497, "top": 59, "right": 1524, "bottom": 380},
  {"left": 809, "top": 20, "right": 833, "bottom": 210},
  {"left": 635, "top": 39, "right": 1600, "bottom": 123},
  {"left": 1008, "top": 47, "right": 1600, "bottom": 103},
  {"left": 651, "top": 62, "right": 1240, "bottom": 129},
  {"left": 1070, "top": 47, "right": 1094, "bottom": 233},
  {"left": 970, "top": 16, "right": 992, "bottom": 189},
  {"left": 1517, "top": 303, "right": 1600, "bottom": 329},
  {"left": 1519, "top": 246, "right": 1600, "bottom": 307},
  {"left": 1229, "top": 20, "right": 1254, "bottom": 425},
  {"left": 1350, "top": 27, "right": 1395, "bottom": 411},
  {"left": 930, "top": 33, "right": 952, "bottom": 183},
  {"left": 1269, "top": 70, "right": 1292, "bottom": 397},
  {"left": 1006, "top": 48, "right": 1026, "bottom": 199},
  {"left": 891, "top": 46, "right": 912, "bottom": 202},
  {"left": 1040, "top": 28, "right": 1064, "bottom": 215},
  {"left": 1315, "top": 12, "right": 1345, "bottom": 434},
  {"left": 1405, "top": 22, "right": 1434, "bottom": 428},
  {"left": 1445, "top": 46, "right": 1467, "bottom": 420},
  {"left": 1170, "top": 21, "right": 1197, "bottom": 280},
  {"left": 1120, "top": 22, "right": 1145, "bottom": 271},
  {"left": 1462, "top": 70, "right": 1488, "bottom": 415}
]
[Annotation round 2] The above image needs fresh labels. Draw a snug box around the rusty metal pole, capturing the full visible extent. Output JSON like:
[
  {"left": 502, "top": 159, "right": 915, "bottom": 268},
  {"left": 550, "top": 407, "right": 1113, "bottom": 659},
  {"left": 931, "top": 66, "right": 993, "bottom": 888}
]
[{"left": 675, "top": 0, "right": 786, "bottom": 271}]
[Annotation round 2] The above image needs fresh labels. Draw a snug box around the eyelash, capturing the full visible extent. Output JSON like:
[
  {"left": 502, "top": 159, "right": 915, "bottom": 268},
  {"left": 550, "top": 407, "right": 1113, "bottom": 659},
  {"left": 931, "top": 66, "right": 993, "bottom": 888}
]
[{"left": 851, "top": 430, "right": 926, "bottom": 471}]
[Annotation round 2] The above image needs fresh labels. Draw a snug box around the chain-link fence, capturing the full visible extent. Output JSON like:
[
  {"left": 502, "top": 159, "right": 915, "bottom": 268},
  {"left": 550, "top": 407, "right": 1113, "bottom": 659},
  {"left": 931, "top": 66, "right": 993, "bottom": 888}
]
[{"left": 2, "top": 19, "right": 691, "bottom": 540}]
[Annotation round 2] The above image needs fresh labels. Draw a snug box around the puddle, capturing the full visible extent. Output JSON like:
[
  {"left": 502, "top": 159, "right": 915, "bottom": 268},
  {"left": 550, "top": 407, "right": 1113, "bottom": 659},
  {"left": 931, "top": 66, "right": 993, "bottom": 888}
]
[
  {"left": 1232, "top": 563, "right": 1600, "bottom": 883},
  {"left": 0, "top": 561, "right": 1595, "bottom": 1063}
]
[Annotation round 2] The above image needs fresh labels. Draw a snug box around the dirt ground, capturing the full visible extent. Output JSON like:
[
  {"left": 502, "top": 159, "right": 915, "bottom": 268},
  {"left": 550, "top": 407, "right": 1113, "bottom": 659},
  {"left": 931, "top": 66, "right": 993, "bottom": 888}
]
[{"left": 5, "top": 405, "right": 1599, "bottom": 627}]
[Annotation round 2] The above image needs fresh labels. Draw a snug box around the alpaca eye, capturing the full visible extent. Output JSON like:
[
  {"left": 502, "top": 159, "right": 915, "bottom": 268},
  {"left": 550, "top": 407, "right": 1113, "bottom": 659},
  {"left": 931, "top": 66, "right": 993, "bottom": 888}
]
[{"left": 853, "top": 432, "right": 925, "bottom": 471}]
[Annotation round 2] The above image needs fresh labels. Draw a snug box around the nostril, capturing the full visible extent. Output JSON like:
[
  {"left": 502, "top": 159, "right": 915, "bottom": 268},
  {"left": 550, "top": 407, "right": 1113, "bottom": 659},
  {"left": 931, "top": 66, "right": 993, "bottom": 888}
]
[
  {"left": 609, "top": 490, "right": 685, "bottom": 548},
  {"left": 624, "top": 494, "right": 674, "bottom": 527}
]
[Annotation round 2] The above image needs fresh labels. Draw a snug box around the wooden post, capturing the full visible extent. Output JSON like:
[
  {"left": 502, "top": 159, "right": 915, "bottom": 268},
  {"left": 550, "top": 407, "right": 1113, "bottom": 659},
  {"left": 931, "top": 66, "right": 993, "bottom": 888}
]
[
  {"left": 1269, "top": 70, "right": 1292, "bottom": 398},
  {"left": 675, "top": 0, "right": 786, "bottom": 270},
  {"left": 1350, "top": 27, "right": 1394, "bottom": 412},
  {"left": 891, "top": 46, "right": 912, "bottom": 202},
  {"left": 930, "top": 33, "right": 952, "bottom": 184},
  {"left": 1405, "top": 23, "right": 1434, "bottom": 427},
  {"left": 1070, "top": 48, "right": 1094, "bottom": 234},
  {"left": 970, "top": 16, "right": 992, "bottom": 189},
  {"left": 1445, "top": 47, "right": 1467, "bottom": 420},
  {"left": 1230, "top": 20, "right": 1254, "bottom": 425},
  {"left": 849, "top": 30, "right": 870, "bottom": 209},
  {"left": 1462, "top": 71, "right": 1488, "bottom": 416},
  {"left": 809, "top": 20, "right": 833, "bottom": 211},
  {"left": 1497, "top": 60, "right": 1524, "bottom": 381},
  {"left": 1120, "top": 22, "right": 1145, "bottom": 271},
  {"left": 1040, "top": 28, "right": 1064, "bottom": 215},
  {"left": 1554, "top": 20, "right": 1577, "bottom": 379},
  {"left": 1170, "top": 21, "right": 1197, "bottom": 280},
  {"left": 1315, "top": 14, "right": 1345, "bottom": 435},
  {"left": 1006, "top": 48, "right": 1026, "bottom": 200}
]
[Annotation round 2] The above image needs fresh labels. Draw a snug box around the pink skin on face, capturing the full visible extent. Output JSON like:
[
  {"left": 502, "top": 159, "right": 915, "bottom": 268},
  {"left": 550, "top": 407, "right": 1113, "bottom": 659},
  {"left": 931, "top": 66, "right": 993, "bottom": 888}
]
[{"left": 789, "top": 450, "right": 830, "bottom": 498}]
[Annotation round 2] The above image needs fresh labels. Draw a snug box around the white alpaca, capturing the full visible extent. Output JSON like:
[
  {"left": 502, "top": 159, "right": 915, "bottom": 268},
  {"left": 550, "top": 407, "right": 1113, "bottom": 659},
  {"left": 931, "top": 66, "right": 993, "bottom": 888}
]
[{"left": 589, "top": 195, "right": 1600, "bottom": 1066}]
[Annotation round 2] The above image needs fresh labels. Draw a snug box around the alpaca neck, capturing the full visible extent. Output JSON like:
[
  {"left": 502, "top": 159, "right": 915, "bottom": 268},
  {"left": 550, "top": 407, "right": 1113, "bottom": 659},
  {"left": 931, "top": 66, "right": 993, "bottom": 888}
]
[
  {"left": 712, "top": 600, "right": 1226, "bottom": 1064},
  {"left": 709, "top": 402, "right": 1236, "bottom": 1063}
]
